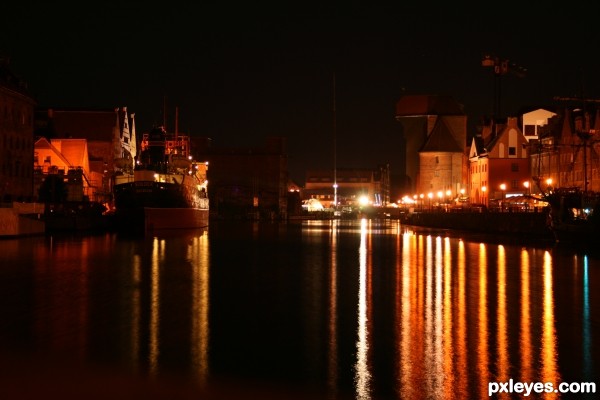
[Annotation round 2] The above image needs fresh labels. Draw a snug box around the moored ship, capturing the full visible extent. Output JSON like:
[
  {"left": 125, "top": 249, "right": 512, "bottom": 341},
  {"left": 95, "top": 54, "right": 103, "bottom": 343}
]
[{"left": 113, "top": 126, "right": 209, "bottom": 231}]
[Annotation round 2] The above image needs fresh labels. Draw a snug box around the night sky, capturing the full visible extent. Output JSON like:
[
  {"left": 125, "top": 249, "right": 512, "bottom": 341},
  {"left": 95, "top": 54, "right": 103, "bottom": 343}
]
[{"left": 2, "top": 3, "right": 599, "bottom": 184}]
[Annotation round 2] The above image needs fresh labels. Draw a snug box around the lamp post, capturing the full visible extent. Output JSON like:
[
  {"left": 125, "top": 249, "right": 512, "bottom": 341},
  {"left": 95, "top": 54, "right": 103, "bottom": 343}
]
[
  {"left": 428, "top": 192, "right": 433, "bottom": 211},
  {"left": 500, "top": 183, "right": 506, "bottom": 211},
  {"left": 333, "top": 183, "right": 338, "bottom": 210},
  {"left": 481, "top": 186, "right": 487, "bottom": 207}
]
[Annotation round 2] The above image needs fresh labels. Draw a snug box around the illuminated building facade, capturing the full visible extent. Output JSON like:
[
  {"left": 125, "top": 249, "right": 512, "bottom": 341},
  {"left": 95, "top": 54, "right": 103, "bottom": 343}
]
[
  {"left": 395, "top": 95, "right": 468, "bottom": 197},
  {"left": 0, "top": 60, "right": 35, "bottom": 202},
  {"left": 303, "top": 165, "right": 390, "bottom": 208},
  {"left": 468, "top": 117, "right": 530, "bottom": 206}
]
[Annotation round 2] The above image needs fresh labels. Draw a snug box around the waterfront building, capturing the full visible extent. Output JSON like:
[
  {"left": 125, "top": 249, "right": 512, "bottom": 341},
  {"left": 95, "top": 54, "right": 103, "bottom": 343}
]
[
  {"left": 395, "top": 95, "right": 468, "bottom": 197},
  {"left": 531, "top": 105, "right": 600, "bottom": 193},
  {"left": 522, "top": 108, "right": 557, "bottom": 141},
  {"left": 0, "top": 59, "right": 36, "bottom": 202},
  {"left": 303, "top": 165, "right": 390, "bottom": 209},
  {"left": 195, "top": 136, "right": 289, "bottom": 219},
  {"left": 33, "top": 137, "right": 95, "bottom": 202},
  {"left": 34, "top": 107, "right": 136, "bottom": 205},
  {"left": 468, "top": 117, "right": 530, "bottom": 207}
]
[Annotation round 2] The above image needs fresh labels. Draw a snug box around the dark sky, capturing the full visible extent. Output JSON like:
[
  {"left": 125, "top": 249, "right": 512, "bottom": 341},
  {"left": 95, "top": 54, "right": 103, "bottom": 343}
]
[{"left": 2, "top": 3, "right": 599, "bottom": 183}]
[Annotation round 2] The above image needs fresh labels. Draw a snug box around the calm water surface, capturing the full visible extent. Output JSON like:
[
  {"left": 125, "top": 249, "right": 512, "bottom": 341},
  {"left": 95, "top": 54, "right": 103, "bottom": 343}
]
[{"left": 0, "top": 219, "right": 598, "bottom": 399}]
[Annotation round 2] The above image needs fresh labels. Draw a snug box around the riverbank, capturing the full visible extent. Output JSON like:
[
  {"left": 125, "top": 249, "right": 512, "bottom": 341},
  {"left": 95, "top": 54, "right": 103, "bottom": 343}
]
[{"left": 401, "top": 209, "right": 552, "bottom": 236}]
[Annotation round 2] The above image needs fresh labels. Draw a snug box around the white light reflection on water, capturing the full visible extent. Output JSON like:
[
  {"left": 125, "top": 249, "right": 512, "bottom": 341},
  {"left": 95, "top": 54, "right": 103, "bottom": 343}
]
[
  {"left": 397, "top": 228, "right": 415, "bottom": 398},
  {"left": 424, "top": 234, "right": 444, "bottom": 399},
  {"left": 354, "top": 218, "right": 371, "bottom": 400}
]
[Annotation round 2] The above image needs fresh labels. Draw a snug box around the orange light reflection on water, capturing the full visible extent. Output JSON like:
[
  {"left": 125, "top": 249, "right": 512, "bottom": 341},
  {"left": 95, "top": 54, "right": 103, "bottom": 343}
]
[
  {"left": 477, "top": 243, "right": 489, "bottom": 400},
  {"left": 520, "top": 249, "right": 533, "bottom": 383},
  {"left": 496, "top": 245, "right": 509, "bottom": 394},
  {"left": 541, "top": 251, "right": 560, "bottom": 398}
]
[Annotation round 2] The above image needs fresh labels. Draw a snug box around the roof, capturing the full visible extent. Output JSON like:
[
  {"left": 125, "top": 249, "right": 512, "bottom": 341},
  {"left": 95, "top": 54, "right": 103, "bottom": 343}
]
[
  {"left": 0, "top": 59, "right": 33, "bottom": 99},
  {"left": 36, "top": 108, "right": 119, "bottom": 142},
  {"left": 395, "top": 95, "right": 464, "bottom": 117},
  {"left": 420, "top": 118, "right": 463, "bottom": 152},
  {"left": 469, "top": 135, "right": 486, "bottom": 158}
]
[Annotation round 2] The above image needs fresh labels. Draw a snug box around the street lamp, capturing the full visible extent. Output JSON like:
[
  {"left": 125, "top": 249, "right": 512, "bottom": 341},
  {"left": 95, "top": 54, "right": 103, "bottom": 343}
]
[
  {"left": 481, "top": 186, "right": 487, "bottom": 206},
  {"left": 523, "top": 181, "right": 530, "bottom": 196},
  {"left": 500, "top": 183, "right": 506, "bottom": 211},
  {"left": 427, "top": 192, "right": 433, "bottom": 210},
  {"left": 333, "top": 183, "right": 338, "bottom": 209}
]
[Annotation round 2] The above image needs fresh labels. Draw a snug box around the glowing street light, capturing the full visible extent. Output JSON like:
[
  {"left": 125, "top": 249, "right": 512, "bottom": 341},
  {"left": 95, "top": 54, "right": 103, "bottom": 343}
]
[
  {"left": 500, "top": 183, "right": 507, "bottom": 211},
  {"left": 523, "top": 181, "right": 530, "bottom": 195},
  {"left": 481, "top": 186, "right": 487, "bottom": 206}
]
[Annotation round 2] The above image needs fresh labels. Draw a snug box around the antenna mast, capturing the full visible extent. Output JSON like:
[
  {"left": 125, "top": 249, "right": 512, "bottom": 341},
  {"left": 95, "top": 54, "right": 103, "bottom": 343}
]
[{"left": 333, "top": 73, "right": 338, "bottom": 210}]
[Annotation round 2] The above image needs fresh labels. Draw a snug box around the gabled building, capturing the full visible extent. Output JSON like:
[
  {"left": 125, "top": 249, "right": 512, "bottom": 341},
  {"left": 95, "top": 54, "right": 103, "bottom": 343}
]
[
  {"left": 468, "top": 117, "right": 530, "bottom": 206},
  {"left": 34, "top": 107, "right": 136, "bottom": 204},
  {"left": 33, "top": 137, "right": 99, "bottom": 202},
  {"left": 395, "top": 95, "right": 468, "bottom": 197},
  {"left": 522, "top": 108, "right": 557, "bottom": 141},
  {"left": 531, "top": 106, "right": 600, "bottom": 193},
  {"left": 468, "top": 132, "right": 488, "bottom": 205}
]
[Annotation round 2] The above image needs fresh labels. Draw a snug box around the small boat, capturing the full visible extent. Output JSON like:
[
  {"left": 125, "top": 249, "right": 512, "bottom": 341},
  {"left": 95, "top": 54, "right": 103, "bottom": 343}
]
[{"left": 112, "top": 126, "right": 209, "bottom": 231}]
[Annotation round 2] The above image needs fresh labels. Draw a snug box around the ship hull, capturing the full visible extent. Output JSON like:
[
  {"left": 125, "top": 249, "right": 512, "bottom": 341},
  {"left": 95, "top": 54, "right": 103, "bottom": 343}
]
[
  {"left": 144, "top": 207, "right": 208, "bottom": 230},
  {"left": 113, "top": 180, "right": 209, "bottom": 232}
]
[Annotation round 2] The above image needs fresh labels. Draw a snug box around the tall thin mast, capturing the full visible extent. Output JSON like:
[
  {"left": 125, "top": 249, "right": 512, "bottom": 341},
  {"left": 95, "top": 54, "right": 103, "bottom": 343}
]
[{"left": 333, "top": 73, "right": 337, "bottom": 209}]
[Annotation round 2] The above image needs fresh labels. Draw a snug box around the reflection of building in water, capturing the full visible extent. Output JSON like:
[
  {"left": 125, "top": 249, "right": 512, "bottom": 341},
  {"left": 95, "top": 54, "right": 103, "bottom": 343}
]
[
  {"left": 541, "top": 251, "right": 560, "bottom": 390},
  {"left": 126, "top": 232, "right": 210, "bottom": 380},
  {"left": 328, "top": 220, "right": 338, "bottom": 393},
  {"left": 520, "top": 249, "right": 533, "bottom": 383},
  {"left": 388, "top": 232, "right": 563, "bottom": 399}
]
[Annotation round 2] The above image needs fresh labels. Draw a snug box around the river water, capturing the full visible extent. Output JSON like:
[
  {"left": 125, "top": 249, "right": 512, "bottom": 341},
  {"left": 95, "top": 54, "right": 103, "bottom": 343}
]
[{"left": 0, "top": 219, "right": 598, "bottom": 399}]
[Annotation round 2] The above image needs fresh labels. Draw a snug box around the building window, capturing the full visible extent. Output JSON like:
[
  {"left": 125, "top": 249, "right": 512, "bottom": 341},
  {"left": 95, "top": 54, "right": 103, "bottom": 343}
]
[
  {"left": 524, "top": 125, "right": 535, "bottom": 136},
  {"left": 509, "top": 147, "right": 516, "bottom": 156},
  {"left": 511, "top": 163, "right": 519, "bottom": 172}
]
